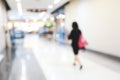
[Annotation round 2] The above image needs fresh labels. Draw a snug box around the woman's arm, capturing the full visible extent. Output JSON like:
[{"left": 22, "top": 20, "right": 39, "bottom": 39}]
[{"left": 68, "top": 31, "right": 73, "bottom": 40}]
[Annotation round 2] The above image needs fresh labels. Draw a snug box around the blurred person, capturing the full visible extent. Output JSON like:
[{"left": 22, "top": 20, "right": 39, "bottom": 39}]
[{"left": 68, "top": 22, "right": 83, "bottom": 70}]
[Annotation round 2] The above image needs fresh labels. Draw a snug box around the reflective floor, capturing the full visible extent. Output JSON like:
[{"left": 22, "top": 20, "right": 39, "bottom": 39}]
[
  {"left": 9, "top": 34, "right": 120, "bottom": 80},
  {"left": 9, "top": 39, "right": 46, "bottom": 80}
]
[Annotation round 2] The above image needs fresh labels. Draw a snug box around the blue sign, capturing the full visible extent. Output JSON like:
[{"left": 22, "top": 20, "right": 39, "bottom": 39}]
[{"left": 57, "top": 9, "right": 63, "bottom": 14}]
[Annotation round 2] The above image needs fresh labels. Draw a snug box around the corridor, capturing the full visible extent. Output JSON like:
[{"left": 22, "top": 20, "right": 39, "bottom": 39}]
[
  {"left": 9, "top": 34, "right": 120, "bottom": 80},
  {"left": 0, "top": 0, "right": 120, "bottom": 80}
]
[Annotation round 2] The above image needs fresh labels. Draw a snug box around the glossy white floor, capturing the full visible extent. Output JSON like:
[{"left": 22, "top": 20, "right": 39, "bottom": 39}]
[{"left": 9, "top": 34, "right": 120, "bottom": 80}]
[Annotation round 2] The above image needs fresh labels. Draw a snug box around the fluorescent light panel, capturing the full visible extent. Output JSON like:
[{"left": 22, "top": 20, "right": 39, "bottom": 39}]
[
  {"left": 17, "top": 2, "right": 23, "bottom": 16},
  {"left": 16, "top": 0, "right": 21, "bottom": 2},
  {"left": 54, "top": 0, "right": 61, "bottom": 4}
]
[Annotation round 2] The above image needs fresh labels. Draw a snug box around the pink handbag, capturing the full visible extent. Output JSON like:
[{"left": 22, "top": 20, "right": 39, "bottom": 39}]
[{"left": 78, "top": 34, "right": 88, "bottom": 48}]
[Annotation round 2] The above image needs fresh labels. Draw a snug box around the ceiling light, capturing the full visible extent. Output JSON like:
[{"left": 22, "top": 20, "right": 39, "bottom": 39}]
[
  {"left": 54, "top": 0, "right": 61, "bottom": 4},
  {"left": 17, "top": 2, "right": 23, "bottom": 16},
  {"left": 16, "top": 0, "right": 21, "bottom": 2},
  {"left": 48, "top": 5, "right": 53, "bottom": 9}
]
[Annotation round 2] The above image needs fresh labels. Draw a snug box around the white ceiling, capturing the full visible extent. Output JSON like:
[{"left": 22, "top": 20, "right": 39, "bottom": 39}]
[
  {"left": 6, "top": 0, "right": 70, "bottom": 20},
  {"left": 6, "top": 0, "right": 53, "bottom": 10},
  {"left": 7, "top": 0, "right": 70, "bottom": 11}
]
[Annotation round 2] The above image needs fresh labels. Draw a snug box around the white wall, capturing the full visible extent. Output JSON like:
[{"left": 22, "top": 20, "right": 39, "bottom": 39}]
[
  {"left": 65, "top": 0, "right": 120, "bottom": 57},
  {"left": 0, "top": 0, "right": 7, "bottom": 53}
]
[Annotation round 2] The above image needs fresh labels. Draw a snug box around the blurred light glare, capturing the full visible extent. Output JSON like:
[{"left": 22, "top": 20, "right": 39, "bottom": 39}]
[
  {"left": 43, "top": 18, "right": 47, "bottom": 22},
  {"left": 8, "top": 22, "right": 13, "bottom": 29},
  {"left": 25, "top": 19, "right": 29, "bottom": 22},
  {"left": 48, "top": 5, "right": 53, "bottom": 9},
  {"left": 16, "top": 0, "right": 21, "bottom": 2},
  {"left": 50, "top": 17, "right": 55, "bottom": 21},
  {"left": 39, "top": 12, "right": 46, "bottom": 18},
  {"left": 56, "top": 14, "right": 65, "bottom": 19},
  {"left": 17, "top": 2, "right": 23, "bottom": 16},
  {"left": 54, "top": 0, "right": 61, "bottom": 4},
  {"left": 21, "top": 59, "right": 27, "bottom": 80},
  {"left": 33, "top": 19, "right": 37, "bottom": 22},
  {"left": 14, "top": 22, "right": 20, "bottom": 27},
  {"left": 61, "top": 22, "right": 65, "bottom": 27}
]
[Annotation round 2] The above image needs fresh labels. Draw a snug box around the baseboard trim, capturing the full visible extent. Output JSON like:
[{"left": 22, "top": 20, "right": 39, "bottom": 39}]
[{"left": 86, "top": 48, "right": 120, "bottom": 62}]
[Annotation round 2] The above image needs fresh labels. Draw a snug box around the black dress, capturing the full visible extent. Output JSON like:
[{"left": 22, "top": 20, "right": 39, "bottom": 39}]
[{"left": 68, "top": 29, "right": 81, "bottom": 55}]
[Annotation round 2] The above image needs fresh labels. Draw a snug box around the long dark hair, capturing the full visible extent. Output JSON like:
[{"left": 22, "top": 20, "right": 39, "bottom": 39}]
[{"left": 72, "top": 22, "right": 79, "bottom": 30}]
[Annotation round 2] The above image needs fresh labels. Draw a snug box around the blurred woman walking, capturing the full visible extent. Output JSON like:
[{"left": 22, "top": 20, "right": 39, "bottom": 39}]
[{"left": 68, "top": 22, "right": 83, "bottom": 70}]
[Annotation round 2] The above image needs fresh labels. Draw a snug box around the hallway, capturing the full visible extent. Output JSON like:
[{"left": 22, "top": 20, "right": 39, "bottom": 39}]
[{"left": 9, "top": 34, "right": 120, "bottom": 80}]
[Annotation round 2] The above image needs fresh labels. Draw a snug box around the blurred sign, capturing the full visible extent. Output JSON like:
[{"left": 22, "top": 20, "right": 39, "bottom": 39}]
[
  {"left": 27, "top": 9, "right": 47, "bottom": 12},
  {"left": 57, "top": 9, "right": 63, "bottom": 14}
]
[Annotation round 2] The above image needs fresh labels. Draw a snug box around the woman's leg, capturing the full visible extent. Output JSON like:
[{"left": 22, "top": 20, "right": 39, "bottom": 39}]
[
  {"left": 73, "top": 48, "right": 80, "bottom": 64},
  {"left": 74, "top": 55, "right": 80, "bottom": 65},
  {"left": 72, "top": 47, "right": 83, "bottom": 69},
  {"left": 74, "top": 55, "right": 83, "bottom": 69},
  {"left": 73, "top": 49, "right": 83, "bottom": 69}
]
